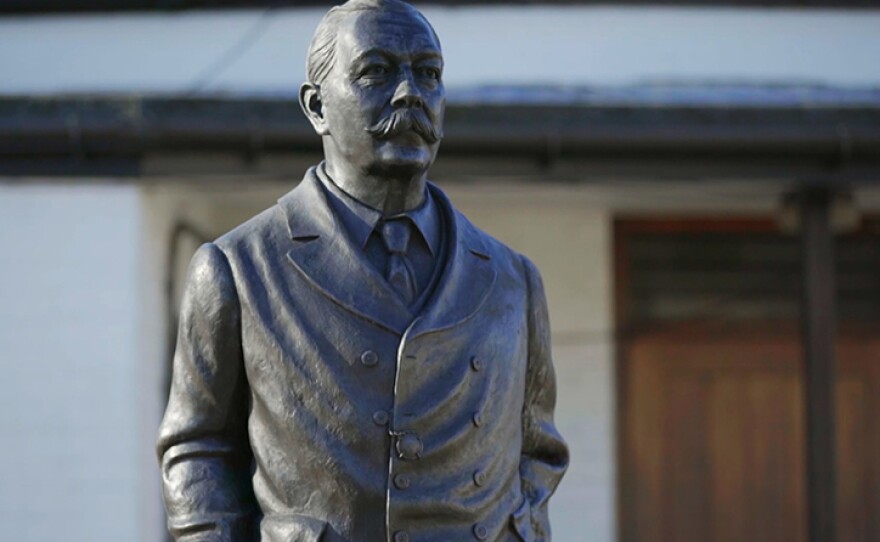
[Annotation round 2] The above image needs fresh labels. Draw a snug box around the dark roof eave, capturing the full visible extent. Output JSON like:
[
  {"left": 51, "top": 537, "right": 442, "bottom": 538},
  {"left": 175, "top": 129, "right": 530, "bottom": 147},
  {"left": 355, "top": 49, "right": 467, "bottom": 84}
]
[{"left": 1, "top": 95, "right": 879, "bottom": 179}]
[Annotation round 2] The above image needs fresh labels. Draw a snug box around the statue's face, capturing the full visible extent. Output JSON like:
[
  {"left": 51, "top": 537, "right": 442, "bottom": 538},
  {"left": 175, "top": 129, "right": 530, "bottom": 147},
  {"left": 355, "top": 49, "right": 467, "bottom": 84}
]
[{"left": 320, "top": 8, "right": 445, "bottom": 177}]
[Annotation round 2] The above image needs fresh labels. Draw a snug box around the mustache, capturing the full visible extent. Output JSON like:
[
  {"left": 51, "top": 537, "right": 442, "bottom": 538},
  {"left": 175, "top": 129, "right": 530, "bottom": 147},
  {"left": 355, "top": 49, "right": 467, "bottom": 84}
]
[{"left": 365, "top": 108, "right": 443, "bottom": 144}]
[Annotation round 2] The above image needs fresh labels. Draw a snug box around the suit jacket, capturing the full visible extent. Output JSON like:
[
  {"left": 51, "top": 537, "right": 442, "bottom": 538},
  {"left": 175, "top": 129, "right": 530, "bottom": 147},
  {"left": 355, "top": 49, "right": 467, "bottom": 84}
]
[{"left": 157, "top": 167, "right": 569, "bottom": 542}]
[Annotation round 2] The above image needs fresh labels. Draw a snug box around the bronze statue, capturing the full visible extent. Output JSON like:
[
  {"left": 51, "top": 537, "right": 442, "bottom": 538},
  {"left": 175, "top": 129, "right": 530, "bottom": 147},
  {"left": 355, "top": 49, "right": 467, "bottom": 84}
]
[{"left": 157, "top": 1, "right": 568, "bottom": 540}]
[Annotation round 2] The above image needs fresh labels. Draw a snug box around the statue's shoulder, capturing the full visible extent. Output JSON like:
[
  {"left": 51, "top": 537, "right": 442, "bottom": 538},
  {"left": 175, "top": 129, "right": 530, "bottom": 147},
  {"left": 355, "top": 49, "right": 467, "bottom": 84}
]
[
  {"left": 454, "top": 210, "right": 546, "bottom": 306},
  {"left": 447, "top": 201, "right": 531, "bottom": 280},
  {"left": 430, "top": 180, "right": 541, "bottom": 287},
  {"left": 213, "top": 199, "right": 289, "bottom": 257},
  {"left": 214, "top": 169, "right": 321, "bottom": 258}
]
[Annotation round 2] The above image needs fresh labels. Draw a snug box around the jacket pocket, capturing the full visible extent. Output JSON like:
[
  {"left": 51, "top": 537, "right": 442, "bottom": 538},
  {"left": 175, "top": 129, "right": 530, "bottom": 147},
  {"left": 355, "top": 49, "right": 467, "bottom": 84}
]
[
  {"left": 261, "top": 515, "right": 328, "bottom": 542},
  {"left": 509, "top": 498, "right": 533, "bottom": 542}
]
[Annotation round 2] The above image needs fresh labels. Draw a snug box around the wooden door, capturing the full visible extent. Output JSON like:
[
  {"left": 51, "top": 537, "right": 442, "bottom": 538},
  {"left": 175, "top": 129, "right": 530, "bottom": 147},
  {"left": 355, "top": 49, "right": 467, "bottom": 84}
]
[{"left": 621, "top": 325, "right": 880, "bottom": 542}]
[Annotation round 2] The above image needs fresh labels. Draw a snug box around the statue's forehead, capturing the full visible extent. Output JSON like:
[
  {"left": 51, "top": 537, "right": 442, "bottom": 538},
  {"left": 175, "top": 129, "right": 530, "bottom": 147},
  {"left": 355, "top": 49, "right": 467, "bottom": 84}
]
[{"left": 337, "top": 9, "right": 441, "bottom": 61}]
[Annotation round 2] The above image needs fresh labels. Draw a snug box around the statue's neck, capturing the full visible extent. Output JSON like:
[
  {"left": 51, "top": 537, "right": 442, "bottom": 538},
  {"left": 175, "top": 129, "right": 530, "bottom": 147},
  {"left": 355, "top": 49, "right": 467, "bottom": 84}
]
[{"left": 324, "top": 160, "right": 426, "bottom": 215}]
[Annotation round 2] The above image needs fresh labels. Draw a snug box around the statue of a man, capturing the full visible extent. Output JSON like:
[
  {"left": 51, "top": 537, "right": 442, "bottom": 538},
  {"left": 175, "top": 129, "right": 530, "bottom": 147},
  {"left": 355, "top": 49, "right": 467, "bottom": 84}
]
[{"left": 157, "top": 1, "right": 568, "bottom": 541}]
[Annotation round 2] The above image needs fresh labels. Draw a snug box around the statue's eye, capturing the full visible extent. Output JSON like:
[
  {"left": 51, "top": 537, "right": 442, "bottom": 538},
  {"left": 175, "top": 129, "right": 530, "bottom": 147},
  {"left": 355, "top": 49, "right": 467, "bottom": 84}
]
[
  {"left": 418, "top": 67, "right": 441, "bottom": 81},
  {"left": 364, "top": 65, "right": 390, "bottom": 77}
]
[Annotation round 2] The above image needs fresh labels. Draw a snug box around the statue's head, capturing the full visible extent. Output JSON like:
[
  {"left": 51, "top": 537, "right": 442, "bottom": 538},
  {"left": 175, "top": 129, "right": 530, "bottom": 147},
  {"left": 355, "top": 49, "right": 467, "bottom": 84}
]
[{"left": 300, "top": 0, "right": 445, "bottom": 180}]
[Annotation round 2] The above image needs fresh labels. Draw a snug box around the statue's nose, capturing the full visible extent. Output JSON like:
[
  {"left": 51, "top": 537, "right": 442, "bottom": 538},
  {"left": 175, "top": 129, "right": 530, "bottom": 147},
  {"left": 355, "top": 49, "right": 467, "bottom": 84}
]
[{"left": 391, "top": 73, "right": 423, "bottom": 109}]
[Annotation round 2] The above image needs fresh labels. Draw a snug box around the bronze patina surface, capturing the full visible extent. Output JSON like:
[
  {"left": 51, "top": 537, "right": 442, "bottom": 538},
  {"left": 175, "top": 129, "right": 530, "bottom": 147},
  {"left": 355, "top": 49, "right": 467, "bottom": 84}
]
[{"left": 157, "top": 2, "right": 568, "bottom": 540}]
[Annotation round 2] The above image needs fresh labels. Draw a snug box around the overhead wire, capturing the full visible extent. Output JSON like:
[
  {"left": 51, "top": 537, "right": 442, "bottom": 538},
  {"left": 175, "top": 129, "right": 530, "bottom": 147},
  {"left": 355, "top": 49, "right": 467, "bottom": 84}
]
[{"left": 185, "top": 5, "right": 279, "bottom": 95}]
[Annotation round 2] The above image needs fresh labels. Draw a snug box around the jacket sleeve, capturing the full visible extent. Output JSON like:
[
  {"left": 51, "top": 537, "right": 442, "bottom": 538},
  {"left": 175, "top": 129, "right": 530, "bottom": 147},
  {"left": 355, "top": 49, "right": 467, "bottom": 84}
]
[
  {"left": 157, "top": 243, "right": 257, "bottom": 541},
  {"left": 520, "top": 256, "right": 570, "bottom": 541}
]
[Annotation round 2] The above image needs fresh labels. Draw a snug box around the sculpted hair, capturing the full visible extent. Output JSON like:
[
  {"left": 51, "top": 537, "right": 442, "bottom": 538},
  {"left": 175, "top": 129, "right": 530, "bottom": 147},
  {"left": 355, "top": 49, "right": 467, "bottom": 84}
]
[{"left": 306, "top": 0, "right": 439, "bottom": 85}]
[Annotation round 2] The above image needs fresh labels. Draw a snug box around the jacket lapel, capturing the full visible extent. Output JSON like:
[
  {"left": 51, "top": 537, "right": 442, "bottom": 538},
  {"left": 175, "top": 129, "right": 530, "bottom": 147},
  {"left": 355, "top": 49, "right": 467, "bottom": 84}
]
[
  {"left": 409, "top": 184, "right": 497, "bottom": 340},
  {"left": 279, "top": 168, "right": 414, "bottom": 335}
]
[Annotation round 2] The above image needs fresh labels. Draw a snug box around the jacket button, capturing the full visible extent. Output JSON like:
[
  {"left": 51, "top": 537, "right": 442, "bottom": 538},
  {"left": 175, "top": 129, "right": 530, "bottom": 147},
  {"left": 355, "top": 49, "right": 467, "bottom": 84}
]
[
  {"left": 473, "top": 469, "right": 487, "bottom": 487},
  {"left": 396, "top": 433, "right": 424, "bottom": 460},
  {"left": 394, "top": 473, "right": 411, "bottom": 489},
  {"left": 473, "top": 523, "right": 488, "bottom": 540},
  {"left": 360, "top": 350, "right": 379, "bottom": 367},
  {"left": 372, "top": 410, "right": 389, "bottom": 426},
  {"left": 472, "top": 411, "right": 483, "bottom": 427},
  {"left": 393, "top": 531, "right": 409, "bottom": 542},
  {"left": 470, "top": 356, "right": 483, "bottom": 371}
]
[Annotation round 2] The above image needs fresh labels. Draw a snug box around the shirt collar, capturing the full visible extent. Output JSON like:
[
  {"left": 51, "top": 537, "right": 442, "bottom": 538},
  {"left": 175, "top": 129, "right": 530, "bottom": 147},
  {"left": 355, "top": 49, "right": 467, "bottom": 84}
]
[{"left": 316, "top": 162, "right": 439, "bottom": 256}]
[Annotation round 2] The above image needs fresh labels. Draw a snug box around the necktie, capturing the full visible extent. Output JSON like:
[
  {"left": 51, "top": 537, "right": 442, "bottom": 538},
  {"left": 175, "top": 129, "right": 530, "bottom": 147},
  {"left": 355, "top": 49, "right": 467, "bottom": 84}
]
[{"left": 381, "top": 219, "right": 418, "bottom": 305}]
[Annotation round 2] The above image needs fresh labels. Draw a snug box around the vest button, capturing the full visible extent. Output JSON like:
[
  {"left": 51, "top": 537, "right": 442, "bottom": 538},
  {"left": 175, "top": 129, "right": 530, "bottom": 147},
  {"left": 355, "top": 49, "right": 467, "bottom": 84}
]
[
  {"left": 472, "top": 411, "right": 483, "bottom": 427},
  {"left": 360, "top": 350, "right": 379, "bottom": 367},
  {"left": 470, "top": 356, "right": 483, "bottom": 371},
  {"left": 393, "top": 531, "right": 409, "bottom": 542},
  {"left": 396, "top": 433, "right": 424, "bottom": 460},
  {"left": 372, "top": 410, "right": 389, "bottom": 426},
  {"left": 473, "top": 469, "right": 487, "bottom": 487},
  {"left": 473, "top": 523, "right": 489, "bottom": 540},
  {"left": 394, "top": 473, "right": 411, "bottom": 489}
]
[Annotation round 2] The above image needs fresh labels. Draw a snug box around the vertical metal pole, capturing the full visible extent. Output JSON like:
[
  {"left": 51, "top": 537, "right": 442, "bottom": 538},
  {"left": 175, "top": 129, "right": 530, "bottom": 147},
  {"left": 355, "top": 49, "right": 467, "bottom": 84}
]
[{"left": 800, "top": 187, "right": 837, "bottom": 542}]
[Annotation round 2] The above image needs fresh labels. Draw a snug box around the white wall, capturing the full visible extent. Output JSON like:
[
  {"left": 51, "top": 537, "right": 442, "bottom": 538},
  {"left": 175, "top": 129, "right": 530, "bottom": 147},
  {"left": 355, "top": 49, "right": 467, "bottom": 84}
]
[
  {"left": 1, "top": 6, "right": 879, "bottom": 95},
  {"left": 0, "top": 183, "right": 148, "bottom": 541},
  {"left": 1, "top": 173, "right": 811, "bottom": 542},
  {"left": 0, "top": 175, "right": 806, "bottom": 542}
]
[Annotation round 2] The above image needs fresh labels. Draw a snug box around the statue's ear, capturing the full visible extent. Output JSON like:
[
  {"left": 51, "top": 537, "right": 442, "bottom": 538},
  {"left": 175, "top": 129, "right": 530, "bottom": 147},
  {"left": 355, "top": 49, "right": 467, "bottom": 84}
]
[{"left": 299, "top": 82, "right": 329, "bottom": 135}]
